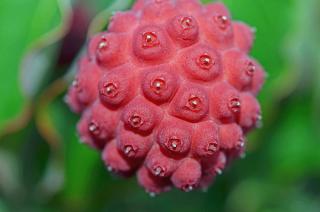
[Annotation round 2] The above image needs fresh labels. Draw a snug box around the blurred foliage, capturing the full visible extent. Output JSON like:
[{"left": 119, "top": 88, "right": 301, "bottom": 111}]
[{"left": 0, "top": 0, "right": 320, "bottom": 211}]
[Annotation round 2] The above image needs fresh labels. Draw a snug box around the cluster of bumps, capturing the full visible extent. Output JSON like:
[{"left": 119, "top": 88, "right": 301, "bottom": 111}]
[{"left": 66, "top": 0, "right": 265, "bottom": 195}]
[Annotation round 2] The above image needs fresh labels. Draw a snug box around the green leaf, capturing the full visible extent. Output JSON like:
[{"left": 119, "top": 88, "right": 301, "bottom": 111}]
[{"left": 0, "top": 0, "right": 67, "bottom": 130}]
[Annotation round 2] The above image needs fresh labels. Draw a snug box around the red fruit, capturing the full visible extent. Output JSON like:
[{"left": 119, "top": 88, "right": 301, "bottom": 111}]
[
  {"left": 116, "top": 128, "right": 153, "bottom": 160},
  {"left": 169, "top": 85, "right": 209, "bottom": 122},
  {"left": 102, "top": 140, "right": 139, "bottom": 176},
  {"left": 171, "top": 158, "right": 201, "bottom": 191},
  {"left": 66, "top": 0, "right": 266, "bottom": 194},
  {"left": 145, "top": 145, "right": 179, "bottom": 177},
  {"left": 239, "top": 92, "right": 262, "bottom": 131},
  {"left": 133, "top": 25, "right": 173, "bottom": 62},
  {"left": 108, "top": 12, "right": 138, "bottom": 33},
  {"left": 191, "top": 121, "right": 220, "bottom": 158},
  {"left": 210, "top": 82, "right": 241, "bottom": 123},
  {"left": 141, "top": 64, "right": 179, "bottom": 104},
  {"left": 233, "top": 22, "right": 254, "bottom": 53},
  {"left": 77, "top": 102, "right": 118, "bottom": 149},
  {"left": 98, "top": 65, "right": 136, "bottom": 108},
  {"left": 219, "top": 123, "right": 244, "bottom": 149},
  {"left": 121, "top": 97, "right": 162, "bottom": 134},
  {"left": 156, "top": 118, "right": 192, "bottom": 156},
  {"left": 202, "top": 3, "right": 233, "bottom": 49},
  {"left": 166, "top": 15, "right": 199, "bottom": 47},
  {"left": 137, "top": 166, "right": 171, "bottom": 196},
  {"left": 88, "top": 33, "right": 129, "bottom": 68},
  {"left": 200, "top": 151, "right": 227, "bottom": 189},
  {"left": 223, "top": 49, "right": 255, "bottom": 90},
  {"left": 66, "top": 58, "right": 101, "bottom": 112},
  {"left": 179, "top": 44, "right": 222, "bottom": 82}
]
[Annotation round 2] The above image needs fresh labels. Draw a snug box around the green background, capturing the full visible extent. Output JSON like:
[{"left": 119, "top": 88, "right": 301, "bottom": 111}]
[{"left": 0, "top": 0, "right": 320, "bottom": 211}]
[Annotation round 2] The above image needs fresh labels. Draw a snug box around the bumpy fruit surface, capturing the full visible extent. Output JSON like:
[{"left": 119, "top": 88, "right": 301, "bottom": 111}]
[{"left": 66, "top": 0, "right": 265, "bottom": 195}]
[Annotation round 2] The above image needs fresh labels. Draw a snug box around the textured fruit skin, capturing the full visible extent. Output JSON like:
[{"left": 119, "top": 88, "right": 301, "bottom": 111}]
[{"left": 66, "top": 0, "right": 266, "bottom": 195}]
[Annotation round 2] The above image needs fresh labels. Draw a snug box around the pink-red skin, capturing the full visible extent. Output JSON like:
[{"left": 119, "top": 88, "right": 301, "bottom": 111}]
[
  {"left": 169, "top": 85, "right": 209, "bottom": 122},
  {"left": 145, "top": 144, "right": 179, "bottom": 178},
  {"left": 233, "top": 21, "right": 254, "bottom": 53},
  {"left": 156, "top": 118, "right": 192, "bottom": 156},
  {"left": 191, "top": 121, "right": 220, "bottom": 159},
  {"left": 66, "top": 0, "right": 266, "bottom": 194},
  {"left": 116, "top": 124, "right": 153, "bottom": 159},
  {"left": 171, "top": 158, "right": 202, "bottom": 191},
  {"left": 179, "top": 44, "right": 222, "bottom": 82}
]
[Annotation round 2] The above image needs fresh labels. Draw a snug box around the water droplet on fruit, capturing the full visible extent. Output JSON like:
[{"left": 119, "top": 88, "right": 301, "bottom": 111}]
[
  {"left": 182, "top": 185, "right": 194, "bottom": 192},
  {"left": 142, "top": 32, "right": 160, "bottom": 48},
  {"left": 166, "top": 136, "right": 182, "bottom": 152},
  {"left": 186, "top": 96, "right": 202, "bottom": 111},
  {"left": 197, "top": 53, "right": 214, "bottom": 70},
  {"left": 129, "top": 114, "right": 143, "bottom": 128},
  {"left": 151, "top": 78, "right": 166, "bottom": 94},
  {"left": 215, "top": 168, "right": 222, "bottom": 175},
  {"left": 255, "top": 114, "right": 263, "bottom": 128},
  {"left": 148, "top": 191, "right": 156, "bottom": 197},
  {"left": 107, "top": 166, "right": 113, "bottom": 172},
  {"left": 88, "top": 121, "right": 100, "bottom": 135},
  {"left": 180, "top": 16, "right": 193, "bottom": 29},
  {"left": 98, "top": 40, "right": 108, "bottom": 50},
  {"left": 124, "top": 145, "right": 135, "bottom": 157},
  {"left": 229, "top": 98, "right": 241, "bottom": 113},
  {"left": 153, "top": 166, "right": 164, "bottom": 176},
  {"left": 72, "top": 79, "right": 79, "bottom": 88},
  {"left": 102, "top": 82, "right": 118, "bottom": 97},
  {"left": 236, "top": 138, "right": 245, "bottom": 149},
  {"left": 214, "top": 15, "right": 229, "bottom": 30},
  {"left": 246, "top": 61, "right": 256, "bottom": 76}
]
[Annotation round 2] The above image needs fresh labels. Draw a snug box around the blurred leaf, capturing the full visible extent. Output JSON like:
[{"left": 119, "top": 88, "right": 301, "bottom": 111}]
[
  {"left": 21, "top": 0, "right": 71, "bottom": 99},
  {"left": 0, "top": 0, "right": 69, "bottom": 131},
  {"left": 0, "top": 150, "right": 20, "bottom": 197},
  {"left": 0, "top": 200, "right": 9, "bottom": 212}
]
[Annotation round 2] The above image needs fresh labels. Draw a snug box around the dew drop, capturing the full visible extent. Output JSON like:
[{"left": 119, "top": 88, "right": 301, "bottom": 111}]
[
  {"left": 180, "top": 16, "right": 193, "bottom": 29},
  {"left": 182, "top": 185, "right": 194, "bottom": 192},
  {"left": 166, "top": 136, "right": 182, "bottom": 152},
  {"left": 102, "top": 82, "right": 118, "bottom": 97},
  {"left": 88, "top": 121, "right": 100, "bottom": 135},
  {"left": 107, "top": 166, "right": 113, "bottom": 172},
  {"left": 229, "top": 98, "right": 241, "bottom": 113},
  {"left": 153, "top": 166, "right": 164, "bottom": 176},
  {"left": 151, "top": 78, "right": 166, "bottom": 94},
  {"left": 124, "top": 145, "right": 135, "bottom": 156},
  {"left": 236, "top": 138, "right": 245, "bottom": 149},
  {"left": 148, "top": 191, "right": 156, "bottom": 197},
  {"left": 197, "top": 53, "right": 214, "bottom": 70},
  {"left": 129, "top": 114, "right": 143, "bottom": 128},
  {"left": 186, "top": 96, "right": 202, "bottom": 112},
  {"left": 215, "top": 168, "right": 222, "bottom": 175},
  {"left": 72, "top": 79, "right": 79, "bottom": 88},
  {"left": 142, "top": 32, "right": 160, "bottom": 48},
  {"left": 255, "top": 114, "right": 263, "bottom": 128},
  {"left": 214, "top": 15, "right": 229, "bottom": 30},
  {"left": 98, "top": 41, "right": 108, "bottom": 50}
]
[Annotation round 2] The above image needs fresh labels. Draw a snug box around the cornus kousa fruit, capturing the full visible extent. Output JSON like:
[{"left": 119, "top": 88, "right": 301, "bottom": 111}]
[{"left": 66, "top": 0, "right": 266, "bottom": 195}]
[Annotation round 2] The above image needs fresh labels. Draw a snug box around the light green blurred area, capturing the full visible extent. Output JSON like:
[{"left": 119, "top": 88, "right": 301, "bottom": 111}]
[{"left": 0, "top": 0, "right": 319, "bottom": 211}]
